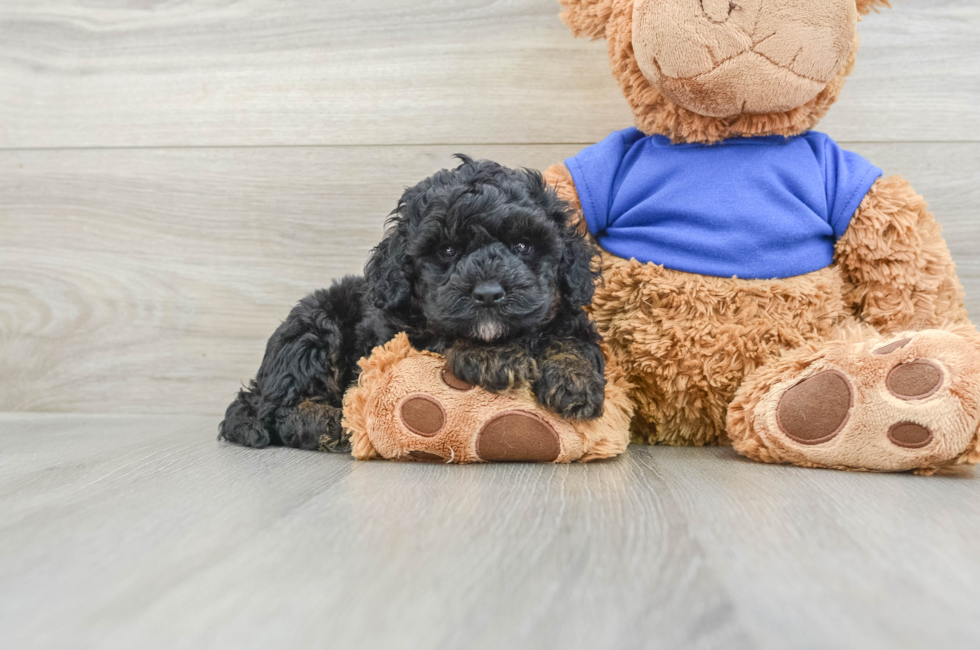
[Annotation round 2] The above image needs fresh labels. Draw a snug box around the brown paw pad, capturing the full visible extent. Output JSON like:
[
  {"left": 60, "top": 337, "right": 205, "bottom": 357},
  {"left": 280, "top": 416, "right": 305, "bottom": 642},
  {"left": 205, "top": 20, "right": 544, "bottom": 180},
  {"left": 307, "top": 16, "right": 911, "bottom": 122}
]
[
  {"left": 777, "top": 370, "right": 853, "bottom": 445},
  {"left": 406, "top": 450, "right": 446, "bottom": 462},
  {"left": 873, "top": 338, "right": 911, "bottom": 356},
  {"left": 476, "top": 411, "right": 560, "bottom": 462},
  {"left": 886, "top": 360, "right": 944, "bottom": 401},
  {"left": 440, "top": 367, "right": 474, "bottom": 391},
  {"left": 888, "top": 422, "right": 934, "bottom": 449},
  {"left": 400, "top": 395, "right": 446, "bottom": 437}
]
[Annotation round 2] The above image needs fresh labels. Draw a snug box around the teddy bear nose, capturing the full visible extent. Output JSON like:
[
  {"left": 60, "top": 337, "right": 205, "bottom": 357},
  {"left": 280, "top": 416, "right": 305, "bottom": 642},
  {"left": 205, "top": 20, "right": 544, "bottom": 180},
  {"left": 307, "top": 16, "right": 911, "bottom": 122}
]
[{"left": 472, "top": 282, "right": 505, "bottom": 306}]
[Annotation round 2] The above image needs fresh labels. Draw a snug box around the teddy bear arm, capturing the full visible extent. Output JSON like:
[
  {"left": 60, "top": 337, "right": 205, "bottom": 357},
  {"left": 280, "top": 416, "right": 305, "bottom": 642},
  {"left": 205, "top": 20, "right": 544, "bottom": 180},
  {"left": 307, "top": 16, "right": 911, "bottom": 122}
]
[{"left": 835, "top": 175, "right": 970, "bottom": 336}]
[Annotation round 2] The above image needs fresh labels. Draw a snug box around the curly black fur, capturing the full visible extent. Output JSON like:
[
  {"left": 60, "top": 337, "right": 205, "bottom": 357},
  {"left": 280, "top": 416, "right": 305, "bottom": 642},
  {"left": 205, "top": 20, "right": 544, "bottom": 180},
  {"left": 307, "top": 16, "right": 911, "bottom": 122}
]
[{"left": 219, "top": 156, "right": 605, "bottom": 452}]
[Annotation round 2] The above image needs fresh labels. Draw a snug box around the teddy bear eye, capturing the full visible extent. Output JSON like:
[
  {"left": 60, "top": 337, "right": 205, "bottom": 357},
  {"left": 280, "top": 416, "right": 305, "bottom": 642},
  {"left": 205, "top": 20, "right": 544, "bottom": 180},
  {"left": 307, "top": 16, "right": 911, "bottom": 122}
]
[{"left": 513, "top": 242, "right": 533, "bottom": 255}]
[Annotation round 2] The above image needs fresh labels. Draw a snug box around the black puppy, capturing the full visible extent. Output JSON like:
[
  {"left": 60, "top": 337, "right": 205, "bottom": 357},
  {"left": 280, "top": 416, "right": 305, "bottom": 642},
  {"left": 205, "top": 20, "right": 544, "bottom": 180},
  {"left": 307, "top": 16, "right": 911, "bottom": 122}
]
[{"left": 220, "top": 157, "right": 605, "bottom": 452}]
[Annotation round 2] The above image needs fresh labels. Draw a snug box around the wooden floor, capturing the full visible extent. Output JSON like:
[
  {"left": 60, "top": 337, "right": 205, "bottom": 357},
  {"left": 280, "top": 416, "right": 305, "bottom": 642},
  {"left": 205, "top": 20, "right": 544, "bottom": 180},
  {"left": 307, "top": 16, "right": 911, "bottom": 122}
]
[
  {"left": 2, "top": 413, "right": 979, "bottom": 650},
  {"left": 3, "top": 1, "right": 980, "bottom": 647}
]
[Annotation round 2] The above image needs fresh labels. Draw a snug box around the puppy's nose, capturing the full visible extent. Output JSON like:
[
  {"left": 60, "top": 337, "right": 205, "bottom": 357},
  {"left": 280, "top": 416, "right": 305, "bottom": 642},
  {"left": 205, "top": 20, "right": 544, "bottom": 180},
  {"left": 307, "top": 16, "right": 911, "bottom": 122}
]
[{"left": 472, "top": 282, "right": 505, "bottom": 306}]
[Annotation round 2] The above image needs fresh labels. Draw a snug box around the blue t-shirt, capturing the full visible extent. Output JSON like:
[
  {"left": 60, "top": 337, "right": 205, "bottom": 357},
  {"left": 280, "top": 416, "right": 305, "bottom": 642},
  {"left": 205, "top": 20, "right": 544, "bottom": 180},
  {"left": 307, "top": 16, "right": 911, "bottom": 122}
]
[{"left": 565, "top": 128, "right": 882, "bottom": 279}]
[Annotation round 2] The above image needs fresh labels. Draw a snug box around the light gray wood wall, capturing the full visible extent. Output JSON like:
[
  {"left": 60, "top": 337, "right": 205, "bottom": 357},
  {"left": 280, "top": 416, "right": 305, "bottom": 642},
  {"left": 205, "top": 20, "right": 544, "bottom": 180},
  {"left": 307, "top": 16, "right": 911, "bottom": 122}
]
[{"left": 2, "top": 0, "right": 979, "bottom": 416}]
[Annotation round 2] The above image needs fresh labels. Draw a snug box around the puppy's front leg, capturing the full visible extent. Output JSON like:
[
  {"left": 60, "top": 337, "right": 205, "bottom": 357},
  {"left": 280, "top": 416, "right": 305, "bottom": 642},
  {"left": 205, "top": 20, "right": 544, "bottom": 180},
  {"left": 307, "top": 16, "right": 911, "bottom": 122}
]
[
  {"left": 446, "top": 341, "right": 537, "bottom": 393},
  {"left": 533, "top": 339, "right": 606, "bottom": 420}
]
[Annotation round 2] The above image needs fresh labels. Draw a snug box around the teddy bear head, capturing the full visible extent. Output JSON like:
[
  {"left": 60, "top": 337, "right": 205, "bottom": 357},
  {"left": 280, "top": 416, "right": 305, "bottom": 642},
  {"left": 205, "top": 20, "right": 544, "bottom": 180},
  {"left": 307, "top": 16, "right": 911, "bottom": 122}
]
[{"left": 560, "top": 0, "right": 891, "bottom": 143}]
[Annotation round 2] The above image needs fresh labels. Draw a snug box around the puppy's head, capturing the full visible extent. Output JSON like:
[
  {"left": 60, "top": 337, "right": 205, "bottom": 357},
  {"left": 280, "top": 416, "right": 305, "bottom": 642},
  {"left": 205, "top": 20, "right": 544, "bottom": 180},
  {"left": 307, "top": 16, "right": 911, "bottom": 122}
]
[{"left": 364, "top": 156, "right": 598, "bottom": 342}]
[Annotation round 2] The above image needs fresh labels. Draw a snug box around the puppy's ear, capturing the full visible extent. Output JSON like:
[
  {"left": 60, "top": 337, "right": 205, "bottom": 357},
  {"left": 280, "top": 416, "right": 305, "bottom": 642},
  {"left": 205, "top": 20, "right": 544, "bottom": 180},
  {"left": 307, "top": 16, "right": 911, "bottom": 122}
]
[
  {"left": 519, "top": 168, "right": 600, "bottom": 308},
  {"left": 558, "top": 220, "right": 601, "bottom": 309},
  {"left": 363, "top": 226, "right": 412, "bottom": 311},
  {"left": 559, "top": 0, "right": 616, "bottom": 40}
]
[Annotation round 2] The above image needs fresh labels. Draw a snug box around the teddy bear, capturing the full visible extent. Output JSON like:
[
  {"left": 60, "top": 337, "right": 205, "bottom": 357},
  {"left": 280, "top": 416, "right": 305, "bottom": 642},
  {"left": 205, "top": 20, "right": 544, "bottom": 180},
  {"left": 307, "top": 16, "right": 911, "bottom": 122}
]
[
  {"left": 346, "top": 0, "right": 980, "bottom": 473},
  {"left": 533, "top": 0, "right": 980, "bottom": 473}
]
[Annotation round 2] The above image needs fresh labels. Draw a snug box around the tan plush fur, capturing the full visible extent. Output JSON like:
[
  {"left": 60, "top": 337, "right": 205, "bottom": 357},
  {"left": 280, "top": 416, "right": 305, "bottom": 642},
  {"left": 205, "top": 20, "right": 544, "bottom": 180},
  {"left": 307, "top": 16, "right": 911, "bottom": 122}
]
[
  {"left": 836, "top": 175, "right": 970, "bottom": 334},
  {"left": 558, "top": 0, "right": 617, "bottom": 40},
  {"left": 343, "top": 333, "right": 633, "bottom": 463},
  {"left": 856, "top": 0, "right": 892, "bottom": 16},
  {"left": 631, "top": 0, "right": 857, "bottom": 118},
  {"left": 563, "top": 0, "right": 864, "bottom": 143},
  {"left": 546, "top": 0, "right": 980, "bottom": 472}
]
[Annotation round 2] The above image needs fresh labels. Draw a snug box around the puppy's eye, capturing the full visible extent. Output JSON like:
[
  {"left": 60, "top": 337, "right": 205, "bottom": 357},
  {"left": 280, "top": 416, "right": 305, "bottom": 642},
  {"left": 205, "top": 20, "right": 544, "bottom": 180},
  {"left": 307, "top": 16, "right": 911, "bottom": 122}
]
[
  {"left": 513, "top": 242, "right": 533, "bottom": 255},
  {"left": 439, "top": 245, "right": 459, "bottom": 260}
]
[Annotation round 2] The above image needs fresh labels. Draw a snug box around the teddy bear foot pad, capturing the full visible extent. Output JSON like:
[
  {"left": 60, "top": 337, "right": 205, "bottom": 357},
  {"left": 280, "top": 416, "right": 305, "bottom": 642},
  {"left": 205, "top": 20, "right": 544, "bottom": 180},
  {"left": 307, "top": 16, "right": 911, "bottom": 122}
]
[{"left": 735, "top": 330, "right": 980, "bottom": 473}]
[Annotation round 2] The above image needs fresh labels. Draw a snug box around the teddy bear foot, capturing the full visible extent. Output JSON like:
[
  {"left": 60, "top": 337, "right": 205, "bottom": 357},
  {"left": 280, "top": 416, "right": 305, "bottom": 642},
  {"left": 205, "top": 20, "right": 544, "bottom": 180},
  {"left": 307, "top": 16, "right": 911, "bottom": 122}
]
[
  {"left": 342, "top": 334, "right": 632, "bottom": 464},
  {"left": 729, "top": 329, "right": 980, "bottom": 473}
]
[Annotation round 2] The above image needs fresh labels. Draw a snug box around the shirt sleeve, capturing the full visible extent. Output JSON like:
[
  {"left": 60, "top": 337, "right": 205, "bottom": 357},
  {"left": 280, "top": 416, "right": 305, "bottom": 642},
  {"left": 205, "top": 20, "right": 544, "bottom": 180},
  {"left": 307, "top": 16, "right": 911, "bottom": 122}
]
[
  {"left": 809, "top": 133, "right": 883, "bottom": 239},
  {"left": 564, "top": 128, "right": 641, "bottom": 236}
]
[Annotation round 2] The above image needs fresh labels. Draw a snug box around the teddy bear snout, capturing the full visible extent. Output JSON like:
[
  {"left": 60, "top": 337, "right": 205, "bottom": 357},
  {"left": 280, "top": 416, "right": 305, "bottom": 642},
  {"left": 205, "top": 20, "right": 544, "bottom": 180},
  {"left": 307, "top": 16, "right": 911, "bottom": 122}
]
[{"left": 632, "top": 0, "right": 858, "bottom": 117}]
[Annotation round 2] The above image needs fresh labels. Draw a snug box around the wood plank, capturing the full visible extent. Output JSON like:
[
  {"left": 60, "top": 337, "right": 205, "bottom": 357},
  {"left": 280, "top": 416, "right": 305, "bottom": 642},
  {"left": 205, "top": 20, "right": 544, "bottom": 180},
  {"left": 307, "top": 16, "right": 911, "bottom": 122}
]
[
  {"left": 0, "top": 414, "right": 754, "bottom": 650},
  {"left": 1, "top": 414, "right": 978, "bottom": 649},
  {"left": 2, "top": 142, "right": 978, "bottom": 415},
  {"left": 648, "top": 446, "right": 980, "bottom": 649},
  {"left": 1, "top": 0, "right": 977, "bottom": 149}
]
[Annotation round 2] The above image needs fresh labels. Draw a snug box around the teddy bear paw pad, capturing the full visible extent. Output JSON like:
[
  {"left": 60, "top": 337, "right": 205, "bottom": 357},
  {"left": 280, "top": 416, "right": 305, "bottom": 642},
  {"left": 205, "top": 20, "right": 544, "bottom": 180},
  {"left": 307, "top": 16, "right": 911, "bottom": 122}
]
[
  {"left": 888, "top": 422, "right": 934, "bottom": 449},
  {"left": 475, "top": 411, "right": 561, "bottom": 462},
  {"left": 742, "top": 330, "right": 980, "bottom": 472},
  {"left": 405, "top": 450, "right": 447, "bottom": 462},
  {"left": 886, "top": 360, "right": 944, "bottom": 401},
  {"left": 776, "top": 370, "right": 852, "bottom": 445},
  {"left": 400, "top": 396, "right": 446, "bottom": 437},
  {"left": 440, "top": 366, "right": 475, "bottom": 391}
]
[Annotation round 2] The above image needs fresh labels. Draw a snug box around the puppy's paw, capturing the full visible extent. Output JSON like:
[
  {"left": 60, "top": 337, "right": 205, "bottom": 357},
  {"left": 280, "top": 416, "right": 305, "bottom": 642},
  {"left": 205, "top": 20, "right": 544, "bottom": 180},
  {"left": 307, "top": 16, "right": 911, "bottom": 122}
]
[
  {"left": 534, "top": 358, "right": 606, "bottom": 420},
  {"left": 447, "top": 342, "right": 536, "bottom": 393}
]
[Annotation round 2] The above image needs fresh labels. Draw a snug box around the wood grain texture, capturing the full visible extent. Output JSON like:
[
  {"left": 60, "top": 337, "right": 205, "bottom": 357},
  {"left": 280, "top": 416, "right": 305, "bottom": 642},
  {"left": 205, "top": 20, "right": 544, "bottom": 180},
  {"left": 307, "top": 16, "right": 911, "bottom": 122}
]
[
  {"left": 1, "top": 0, "right": 978, "bottom": 149},
  {"left": 0, "top": 414, "right": 978, "bottom": 650},
  {"left": 2, "top": 143, "right": 978, "bottom": 415}
]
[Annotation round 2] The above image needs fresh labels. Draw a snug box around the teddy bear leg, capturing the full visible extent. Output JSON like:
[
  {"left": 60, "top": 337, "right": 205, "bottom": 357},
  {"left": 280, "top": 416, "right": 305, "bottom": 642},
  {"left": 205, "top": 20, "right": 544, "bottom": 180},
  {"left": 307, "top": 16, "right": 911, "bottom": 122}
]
[{"left": 727, "top": 326, "right": 980, "bottom": 473}]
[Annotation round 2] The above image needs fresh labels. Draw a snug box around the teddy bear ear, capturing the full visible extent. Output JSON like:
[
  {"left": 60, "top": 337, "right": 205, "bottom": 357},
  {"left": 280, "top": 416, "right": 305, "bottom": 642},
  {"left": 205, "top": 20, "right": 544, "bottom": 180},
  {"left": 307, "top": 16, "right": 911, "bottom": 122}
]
[
  {"left": 558, "top": 0, "right": 617, "bottom": 40},
  {"left": 856, "top": 0, "right": 891, "bottom": 15}
]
